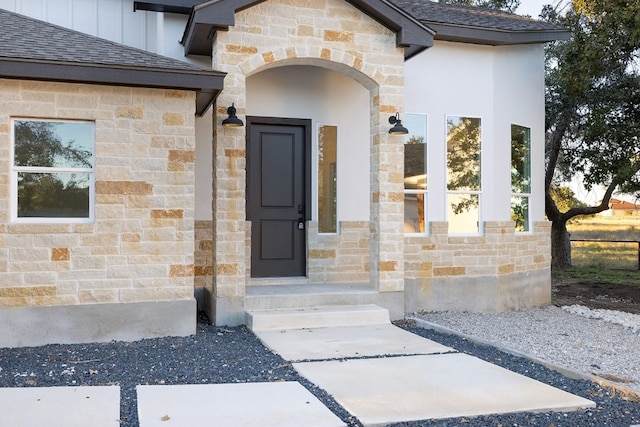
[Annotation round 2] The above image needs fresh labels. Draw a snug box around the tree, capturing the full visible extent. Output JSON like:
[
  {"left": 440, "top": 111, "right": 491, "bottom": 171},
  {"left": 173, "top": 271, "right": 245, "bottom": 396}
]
[{"left": 543, "top": 0, "right": 640, "bottom": 269}]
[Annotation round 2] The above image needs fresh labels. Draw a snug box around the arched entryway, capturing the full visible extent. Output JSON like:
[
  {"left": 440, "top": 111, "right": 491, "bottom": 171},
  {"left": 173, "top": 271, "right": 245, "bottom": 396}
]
[{"left": 245, "top": 64, "right": 371, "bottom": 279}]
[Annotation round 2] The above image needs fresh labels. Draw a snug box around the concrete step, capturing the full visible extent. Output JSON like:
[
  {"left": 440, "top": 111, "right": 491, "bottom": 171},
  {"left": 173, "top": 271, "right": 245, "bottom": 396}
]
[
  {"left": 246, "top": 304, "right": 390, "bottom": 331},
  {"left": 245, "top": 282, "right": 378, "bottom": 311}
]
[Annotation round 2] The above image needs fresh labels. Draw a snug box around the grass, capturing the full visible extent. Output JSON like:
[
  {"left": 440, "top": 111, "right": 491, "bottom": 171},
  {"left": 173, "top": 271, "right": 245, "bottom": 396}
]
[
  {"left": 558, "top": 216, "right": 640, "bottom": 287},
  {"left": 553, "top": 265, "right": 640, "bottom": 287}
]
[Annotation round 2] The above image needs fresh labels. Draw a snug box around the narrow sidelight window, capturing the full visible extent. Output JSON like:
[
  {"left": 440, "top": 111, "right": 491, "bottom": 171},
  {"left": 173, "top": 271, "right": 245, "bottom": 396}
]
[
  {"left": 511, "top": 124, "right": 531, "bottom": 232},
  {"left": 318, "top": 125, "right": 337, "bottom": 233},
  {"left": 403, "top": 114, "right": 428, "bottom": 233}
]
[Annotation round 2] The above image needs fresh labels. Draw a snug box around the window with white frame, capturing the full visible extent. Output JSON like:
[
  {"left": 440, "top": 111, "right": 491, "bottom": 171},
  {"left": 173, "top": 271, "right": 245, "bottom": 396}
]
[
  {"left": 511, "top": 124, "right": 531, "bottom": 232},
  {"left": 12, "top": 119, "right": 95, "bottom": 222},
  {"left": 403, "top": 113, "right": 428, "bottom": 233},
  {"left": 446, "top": 116, "right": 481, "bottom": 234}
]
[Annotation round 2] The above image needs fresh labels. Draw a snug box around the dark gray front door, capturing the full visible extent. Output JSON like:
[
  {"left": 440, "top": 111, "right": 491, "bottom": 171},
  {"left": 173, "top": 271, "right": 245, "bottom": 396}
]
[{"left": 247, "top": 118, "right": 310, "bottom": 277}]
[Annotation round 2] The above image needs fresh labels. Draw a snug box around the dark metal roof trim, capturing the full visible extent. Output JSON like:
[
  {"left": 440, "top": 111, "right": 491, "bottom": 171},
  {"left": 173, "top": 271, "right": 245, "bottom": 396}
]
[
  {"left": 0, "top": 58, "right": 225, "bottom": 116},
  {"left": 426, "top": 23, "right": 570, "bottom": 45},
  {"left": 133, "top": 0, "right": 199, "bottom": 13},
  {"left": 181, "top": 0, "right": 434, "bottom": 60}
]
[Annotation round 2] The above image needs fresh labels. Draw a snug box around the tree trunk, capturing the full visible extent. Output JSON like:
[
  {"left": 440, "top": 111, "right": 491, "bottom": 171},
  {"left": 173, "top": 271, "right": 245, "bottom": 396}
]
[{"left": 551, "top": 218, "right": 572, "bottom": 270}]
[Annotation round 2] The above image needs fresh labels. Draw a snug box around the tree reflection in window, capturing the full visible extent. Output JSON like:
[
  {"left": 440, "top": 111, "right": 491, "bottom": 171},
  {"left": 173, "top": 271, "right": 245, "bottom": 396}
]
[
  {"left": 447, "top": 116, "right": 481, "bottom": 234},
  {"left": 511, "top": 124, "right": 531, "bottom": 231},
  {"left": 14, "top": 120, "right": 94, "bottom": 219}
]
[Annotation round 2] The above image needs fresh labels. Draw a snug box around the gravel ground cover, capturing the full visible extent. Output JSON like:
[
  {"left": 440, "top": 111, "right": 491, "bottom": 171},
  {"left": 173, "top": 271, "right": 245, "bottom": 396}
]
[
  {"left": 0, "top": 311, "right": 639, "bottom": 427},
  {"left": 414, "top": 305, "right": 640, "bottom": 393}
]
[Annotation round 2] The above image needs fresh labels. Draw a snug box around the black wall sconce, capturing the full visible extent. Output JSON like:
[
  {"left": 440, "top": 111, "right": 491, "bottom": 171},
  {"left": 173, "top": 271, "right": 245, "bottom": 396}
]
[
  {"left": 222, "top": 103, "right": 244, "bottom": 127},
  {"left": 388, "top": 112, "right": 408, "bottom": 135}
]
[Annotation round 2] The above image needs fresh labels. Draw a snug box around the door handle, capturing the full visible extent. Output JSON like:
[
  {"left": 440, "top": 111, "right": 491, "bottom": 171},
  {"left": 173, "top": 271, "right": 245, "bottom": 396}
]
[{"left": 297, "top": 218, "right": 305, "bottom": 230}]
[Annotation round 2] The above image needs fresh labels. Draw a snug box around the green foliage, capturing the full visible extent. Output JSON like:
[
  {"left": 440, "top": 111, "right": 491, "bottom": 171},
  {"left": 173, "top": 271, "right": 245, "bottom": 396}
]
[
  {"left": 438, "top": 0, "right": 520, "bottom": 13},
  {"left": 549, "top": 185, "right": 585, "bottom": 213},
  {"left": 545, "top": 1, "right": 640, "bottom": 196},
  {"left": 554, "top": 265, "right": 640, "bottom": 287}
]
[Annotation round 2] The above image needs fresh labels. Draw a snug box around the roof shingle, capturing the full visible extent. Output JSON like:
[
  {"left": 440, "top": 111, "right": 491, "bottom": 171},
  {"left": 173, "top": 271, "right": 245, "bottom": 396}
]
[
  {"left": 0, "top": 8, "right": 210, "bottom": 72},
  {"left": 391, "top": 0, "right": 563, "bottom": 32},
  {"left": 0, "top": 8, "right": 225, "bottom": 115}
]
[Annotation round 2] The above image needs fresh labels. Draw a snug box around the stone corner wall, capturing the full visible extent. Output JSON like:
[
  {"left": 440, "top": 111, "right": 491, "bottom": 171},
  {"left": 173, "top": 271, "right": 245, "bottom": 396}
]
[{"left": 404, "top": 220, "right": 551, "bottom": 313}]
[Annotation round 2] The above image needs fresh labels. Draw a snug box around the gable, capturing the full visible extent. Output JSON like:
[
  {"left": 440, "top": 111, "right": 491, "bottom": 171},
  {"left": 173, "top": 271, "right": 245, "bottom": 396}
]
[{"left": 136, "top": 0, "right": 434, "bottom": 60}]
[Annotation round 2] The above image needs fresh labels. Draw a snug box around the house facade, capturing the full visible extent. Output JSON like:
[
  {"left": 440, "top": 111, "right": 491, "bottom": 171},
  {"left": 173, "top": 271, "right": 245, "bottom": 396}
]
[{"left": 0, "top": 0, "right": 568, "bottom": 347}]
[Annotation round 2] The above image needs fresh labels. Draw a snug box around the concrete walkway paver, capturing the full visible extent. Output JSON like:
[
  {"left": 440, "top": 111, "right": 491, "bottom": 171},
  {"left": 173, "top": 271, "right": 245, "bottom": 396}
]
[
  {"left": 294, "top": 353, "right": 596, "bottom": 426},
  {"left": 249, "top": 305, "right": 596, "bottom": 426},
  {"left": 0, "top": 386, "right": 121, "bottom": 427},
  {"left": 254, "top": 323, "right": 453, "bottom": 360},
  {"left": 136, "top": 382, "right": 345, "bottom": 427}
]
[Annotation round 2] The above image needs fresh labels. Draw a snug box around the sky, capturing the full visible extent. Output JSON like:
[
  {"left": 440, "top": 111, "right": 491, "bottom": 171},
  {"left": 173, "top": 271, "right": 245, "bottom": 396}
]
[{"left": 516, "top": 0, "right": 553, "bottom": 18}]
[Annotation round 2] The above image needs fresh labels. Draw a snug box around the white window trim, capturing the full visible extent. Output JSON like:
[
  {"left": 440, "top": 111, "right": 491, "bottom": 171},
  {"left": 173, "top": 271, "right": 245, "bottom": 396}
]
[
  {"left": 10, "top": 118, "right": 96, "bottom": 224},
  {"left": 511, "top": 192, "right": 532, "bottom": 233},
  {"left": 445, "top": 115, "right": 483, "bottom": 236},
  {"left": 511, "top": 123, "right": 532, "bottom": 234}
]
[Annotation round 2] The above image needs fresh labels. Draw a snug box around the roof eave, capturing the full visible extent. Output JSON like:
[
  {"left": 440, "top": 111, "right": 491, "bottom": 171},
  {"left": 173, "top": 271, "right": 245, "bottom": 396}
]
[
  {"left": 425, "top": 22, "right": 571, "bottom": 45},
  {"left": 0, "top": 57, "right": 225, "bottom": 116}
]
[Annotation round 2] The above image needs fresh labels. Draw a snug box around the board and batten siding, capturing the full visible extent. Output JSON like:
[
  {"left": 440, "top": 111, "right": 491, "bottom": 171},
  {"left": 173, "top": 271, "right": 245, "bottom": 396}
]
[{"left": 0, "top": 0, "right": 156, "bottom": 53}]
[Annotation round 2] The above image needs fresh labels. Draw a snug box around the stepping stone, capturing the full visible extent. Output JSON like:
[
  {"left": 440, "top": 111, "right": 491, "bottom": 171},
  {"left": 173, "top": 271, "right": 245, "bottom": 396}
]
[
  {"left": 255, "top": 324, "right": 453, "bottom": 361},
  {"left": 0, "top": 386, "right": 121, "bottom": 427},
  {"left": 137, "top": 382, "right": 345, "bottom": 427},
  {"left": 293, "top": 354, "right": 596, "bottom": 426}
]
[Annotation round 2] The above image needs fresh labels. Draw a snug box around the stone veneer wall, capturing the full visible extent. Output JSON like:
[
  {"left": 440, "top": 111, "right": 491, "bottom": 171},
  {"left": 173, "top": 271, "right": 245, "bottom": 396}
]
[
  {"left": 0, "top": 79, "right": 197, "bottom": 346},
  {"left": 194, "top": 220, "right": 214, "bottom": 288},
  {"left": 208, "top": 0, "right": 406, "bottom": 324},
  {"left": 307, "top": 221, "right": 370, "bottom": 283},
  {"left": 404, "top": 221, "right": 552, "bottom": 313}
]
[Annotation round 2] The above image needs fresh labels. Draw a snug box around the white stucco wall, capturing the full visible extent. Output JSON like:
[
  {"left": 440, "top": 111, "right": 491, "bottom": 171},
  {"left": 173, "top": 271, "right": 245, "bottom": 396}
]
[
  {"left": 493, "top": 44, "right": 546, "bottom": 222},
  {"left": 404, "top": 40, "right": 545, "bottom": 228},
  {"left": 245, "top": 65, "right": 371, "bottom": 223}
]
